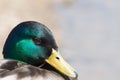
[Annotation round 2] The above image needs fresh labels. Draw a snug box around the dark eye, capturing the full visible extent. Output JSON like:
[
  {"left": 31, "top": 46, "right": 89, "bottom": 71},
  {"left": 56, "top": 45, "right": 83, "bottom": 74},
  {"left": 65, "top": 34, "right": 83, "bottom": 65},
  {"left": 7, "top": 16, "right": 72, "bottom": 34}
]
[
  {"left": 32, "top": 38, "right": 41, "bottom": 45},
  {"left": 32, "top": 38, "right": 47, "bottom": 45}
]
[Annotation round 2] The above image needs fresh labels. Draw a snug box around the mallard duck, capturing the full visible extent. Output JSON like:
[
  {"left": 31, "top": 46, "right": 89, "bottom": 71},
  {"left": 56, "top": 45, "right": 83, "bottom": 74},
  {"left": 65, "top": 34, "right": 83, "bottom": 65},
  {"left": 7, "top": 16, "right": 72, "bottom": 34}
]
[{"left": 0, "top": 21, "right": 78, "bottom": 80}]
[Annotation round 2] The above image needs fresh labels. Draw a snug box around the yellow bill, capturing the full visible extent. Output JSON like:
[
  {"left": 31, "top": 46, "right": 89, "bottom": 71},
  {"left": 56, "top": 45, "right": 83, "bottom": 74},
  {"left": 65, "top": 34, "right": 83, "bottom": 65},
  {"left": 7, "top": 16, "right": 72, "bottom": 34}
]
[{"left": 45, "top": 49, "right": 77, "bottom": 78}]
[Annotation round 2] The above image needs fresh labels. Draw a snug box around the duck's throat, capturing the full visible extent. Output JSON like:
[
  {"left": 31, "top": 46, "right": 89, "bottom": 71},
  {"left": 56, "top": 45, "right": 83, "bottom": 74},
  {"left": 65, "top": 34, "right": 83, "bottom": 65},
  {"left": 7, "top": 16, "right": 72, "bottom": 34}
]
[{"left": 40, "top": 62, "right": 70, "bottom": 80}]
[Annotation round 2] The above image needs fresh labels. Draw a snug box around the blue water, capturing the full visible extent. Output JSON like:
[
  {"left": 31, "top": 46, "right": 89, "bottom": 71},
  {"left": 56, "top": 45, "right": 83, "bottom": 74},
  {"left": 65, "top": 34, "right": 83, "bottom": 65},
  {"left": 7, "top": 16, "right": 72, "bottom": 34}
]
[{"left": 54, "top": 0, "right": 120, "bottom": 80}]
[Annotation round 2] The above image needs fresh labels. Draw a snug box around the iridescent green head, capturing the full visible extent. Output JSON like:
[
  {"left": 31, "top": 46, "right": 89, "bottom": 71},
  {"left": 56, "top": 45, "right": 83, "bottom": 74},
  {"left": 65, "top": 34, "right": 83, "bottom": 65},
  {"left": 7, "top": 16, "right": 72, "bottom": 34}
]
[
  {"left": 3, "top": 21, "right": 78, "bottom": 79},
  {"left": 3, "top": 21, "right": 58, "bottom": 65}
]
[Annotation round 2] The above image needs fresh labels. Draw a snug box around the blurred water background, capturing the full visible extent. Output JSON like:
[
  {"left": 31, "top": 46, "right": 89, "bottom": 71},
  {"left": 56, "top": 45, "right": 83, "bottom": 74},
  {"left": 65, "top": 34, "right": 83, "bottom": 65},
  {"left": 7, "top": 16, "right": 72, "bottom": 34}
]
[{"left": 0, "top": 0, "right": 120, "bottom": 80}]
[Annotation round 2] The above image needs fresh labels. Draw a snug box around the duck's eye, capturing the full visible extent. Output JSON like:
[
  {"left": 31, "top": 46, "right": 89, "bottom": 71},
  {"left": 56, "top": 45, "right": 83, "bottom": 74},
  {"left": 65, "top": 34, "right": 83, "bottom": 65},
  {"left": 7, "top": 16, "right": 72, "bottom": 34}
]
[
  {"left": 32, "top": 38, "right": 47, "bottom": 45},
  {"left": 32, "top": 38, "right": 41, "bottom": 45}
]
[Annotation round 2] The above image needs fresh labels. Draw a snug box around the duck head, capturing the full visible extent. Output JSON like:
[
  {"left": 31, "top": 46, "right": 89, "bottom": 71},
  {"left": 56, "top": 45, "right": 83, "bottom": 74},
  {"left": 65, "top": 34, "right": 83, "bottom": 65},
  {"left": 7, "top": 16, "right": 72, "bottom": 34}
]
[{"left": 3, "top": 21, "right": 78, "bottom": 79}]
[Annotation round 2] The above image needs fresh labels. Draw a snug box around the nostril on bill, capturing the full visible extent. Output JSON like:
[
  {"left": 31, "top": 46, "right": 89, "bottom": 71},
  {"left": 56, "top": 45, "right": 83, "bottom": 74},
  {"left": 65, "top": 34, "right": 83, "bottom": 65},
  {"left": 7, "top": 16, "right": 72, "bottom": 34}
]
[{"left": 56, "top": 56, "right": 60, "bottom": 60}]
